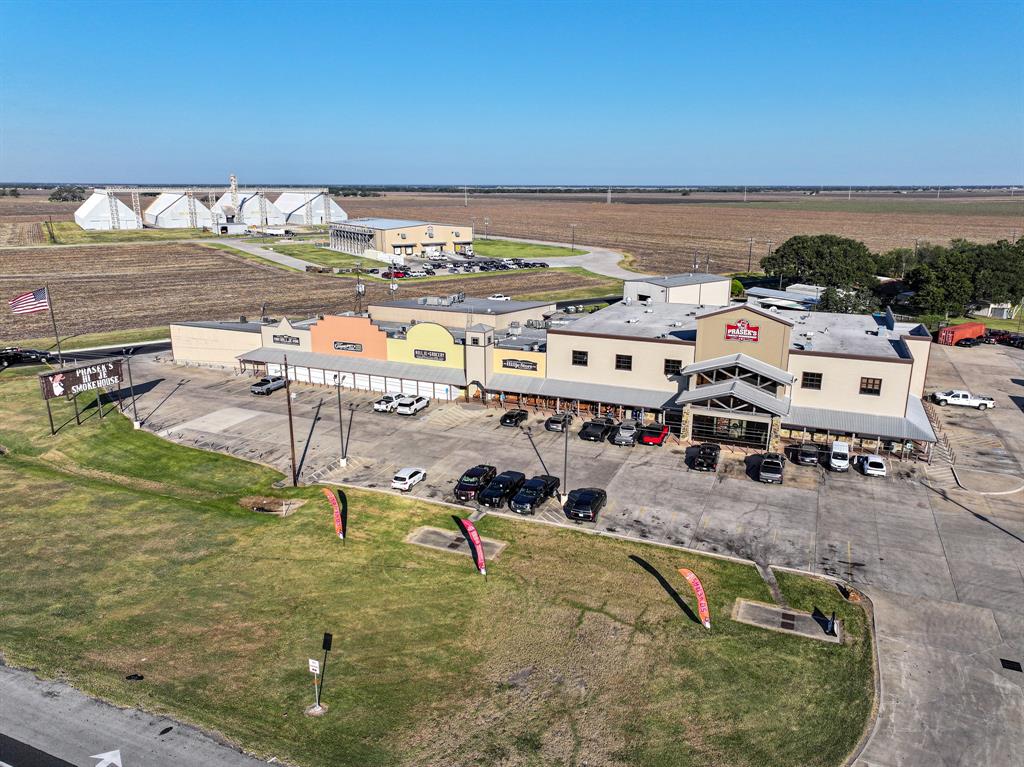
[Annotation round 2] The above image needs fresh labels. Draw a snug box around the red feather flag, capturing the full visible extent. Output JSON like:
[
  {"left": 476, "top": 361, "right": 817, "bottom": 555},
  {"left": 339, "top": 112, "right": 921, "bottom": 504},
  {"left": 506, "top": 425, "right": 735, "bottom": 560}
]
[
  {"left": 453, "top": 516, "right": 487, "bottom": 576},
  {"left": 323, "top": 487, "right": 345, "bottom": 540},
  {"left": 678, "top": 568, "right": 711, "bottom": 629}
]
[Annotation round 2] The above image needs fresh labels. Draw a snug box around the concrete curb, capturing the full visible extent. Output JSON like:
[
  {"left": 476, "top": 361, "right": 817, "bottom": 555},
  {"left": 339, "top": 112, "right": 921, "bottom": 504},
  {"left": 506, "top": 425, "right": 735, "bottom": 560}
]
[{"left": 951, "top": 465, "right": 1024, "bottom": 496}]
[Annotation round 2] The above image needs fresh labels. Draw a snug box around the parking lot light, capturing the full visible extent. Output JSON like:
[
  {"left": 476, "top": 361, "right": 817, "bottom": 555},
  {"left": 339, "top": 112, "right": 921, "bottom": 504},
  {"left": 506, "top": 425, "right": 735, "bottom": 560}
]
[
  {"left": 560, "top": 418, "right": 570, "bottom": 505},
  {"left": 333, "top": 374, "right": 346, "bottom": 468}
]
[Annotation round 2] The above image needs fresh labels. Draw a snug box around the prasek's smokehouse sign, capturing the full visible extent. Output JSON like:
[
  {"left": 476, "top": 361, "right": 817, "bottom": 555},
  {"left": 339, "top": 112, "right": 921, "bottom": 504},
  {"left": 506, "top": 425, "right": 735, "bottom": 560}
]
[
  {"left": 725, "top": 319, "right": 759, "bottom": 343},
  {"left": 502, "top": 358, "right": 538, "bottom": 372},
  {"left": 39, "top": 360, "right": 124, "bottom": 400},
  {"left": 414, "top": 349, "right": 446, "bottom": 361},
  {"left": 333, "top": 341, "right": 363, "bottom": 352},
  {"left": 273, "top": 334, "right": 301, "bottom": 346}
]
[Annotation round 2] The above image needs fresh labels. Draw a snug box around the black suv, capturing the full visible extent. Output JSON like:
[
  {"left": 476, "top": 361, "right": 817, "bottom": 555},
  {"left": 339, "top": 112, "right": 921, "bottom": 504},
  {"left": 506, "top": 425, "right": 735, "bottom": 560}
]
[
  {"left": 509, "top": 475, "right": 560, "bottom": 514},
  {"left": 579, "top": 416, "right": 617, "bottom": 442},
  {"left": 454, "top": 464, "right": 497, "bottom": 502},
  {"left": 499, "top": 409, "right": 528, "bottom": 427},
  {"left": 563, "top": 488, "right": 608, "bottom": 521},
  {"left": 692, "top": 443, "right": 721, "bottom": 471},
  {"left": 795, "top": 443, "right": 820, "bottom": 466},
  {"left": 478, "top": 471, "right": 526, "bottom": 508}
]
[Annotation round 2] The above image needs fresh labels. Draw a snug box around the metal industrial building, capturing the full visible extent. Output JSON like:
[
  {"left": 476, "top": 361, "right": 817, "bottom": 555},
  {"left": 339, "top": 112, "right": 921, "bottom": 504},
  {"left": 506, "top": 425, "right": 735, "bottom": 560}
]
[
  {"left": 143, "top": 192, "right": 213, "bottom": 229},
  {"left": 328, "top": 218, "right": 475, "bottom": 261},
  {"left": 73, "top": 192, "right": 142, "bottom": 230},
  {"left": 275, "top": 192, "right": 347, "bottom": 225},
  {"left": 168, "top": 274, "right": 937, "bottom": 456}
]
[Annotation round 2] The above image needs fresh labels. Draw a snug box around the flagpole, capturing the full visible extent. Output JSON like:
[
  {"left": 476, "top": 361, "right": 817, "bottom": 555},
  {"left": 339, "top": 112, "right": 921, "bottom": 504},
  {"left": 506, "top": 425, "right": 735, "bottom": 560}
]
[{"left": 46, "top": 285, "right": 63, "bottom": 366}]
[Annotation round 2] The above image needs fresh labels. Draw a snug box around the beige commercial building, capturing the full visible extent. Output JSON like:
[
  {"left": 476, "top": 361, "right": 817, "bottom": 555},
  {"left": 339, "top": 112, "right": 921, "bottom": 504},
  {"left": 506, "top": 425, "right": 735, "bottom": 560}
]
[
  {"left": 623, "top": 273, "right": 732, "bottom": 306},
  {"left": 168, "top": 276, "right": 936, "bottom": 456},
  {"left": 328, "top": 218, "right": 474, "bottom": 261}
]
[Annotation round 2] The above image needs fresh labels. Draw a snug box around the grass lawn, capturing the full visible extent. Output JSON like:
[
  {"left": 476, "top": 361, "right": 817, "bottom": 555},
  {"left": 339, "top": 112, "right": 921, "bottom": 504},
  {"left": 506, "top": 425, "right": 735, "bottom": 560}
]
[
  {"left": 473, "top": 238, "right": 586, "bottom": 259},
  {"left": 0, "top": 367, "right": 873, "bottom": 767},
  {"left": 948, "top": 315, "right": 1023, "bottom": 332},
  {"left": 48, "top": 221, "right": 214, "bottom": 244},
  {"left": 709, "top": 199, "right": 1024, "bottom": 217},
  {"left": 268, "top": 243, "right": 389, "bottom": 270},
  {"left": 199, "top": 242, "right": 304, "bottom": 272},
  {"left": 8, "top": 325, "right": 169, "bottom": 351}
]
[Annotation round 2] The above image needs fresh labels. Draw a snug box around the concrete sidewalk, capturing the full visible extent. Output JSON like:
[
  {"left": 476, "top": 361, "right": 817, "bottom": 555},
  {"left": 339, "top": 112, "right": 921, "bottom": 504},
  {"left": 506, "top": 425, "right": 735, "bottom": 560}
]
[{"left": 0, "top": 666, "right": 270, "bottom": 767}]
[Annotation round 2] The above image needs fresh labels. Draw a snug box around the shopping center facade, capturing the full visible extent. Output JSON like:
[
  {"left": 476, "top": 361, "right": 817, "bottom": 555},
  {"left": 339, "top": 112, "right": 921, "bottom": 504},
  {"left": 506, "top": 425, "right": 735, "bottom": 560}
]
[{"left": 168, "top": 275, "right": 937, "bottom": 454}]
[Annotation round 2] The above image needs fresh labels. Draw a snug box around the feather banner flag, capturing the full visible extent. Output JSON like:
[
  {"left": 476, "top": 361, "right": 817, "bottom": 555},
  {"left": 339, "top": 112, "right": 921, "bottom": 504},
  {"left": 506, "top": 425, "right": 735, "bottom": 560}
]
[
  {"left": 323, "top": 487, "right": 347, "bottom": 540},
  {"left": 678, "top": 568, "right": 711, "bottom": 629},
  {"left": 452, "top": 516, "right": 487, "bottom": 576}
]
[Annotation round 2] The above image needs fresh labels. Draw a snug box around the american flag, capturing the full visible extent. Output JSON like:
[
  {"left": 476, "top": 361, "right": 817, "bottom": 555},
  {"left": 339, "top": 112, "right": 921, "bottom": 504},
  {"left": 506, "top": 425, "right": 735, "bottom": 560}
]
[{"left": 8, "top": 287, "right": 50, "bottom": 315}]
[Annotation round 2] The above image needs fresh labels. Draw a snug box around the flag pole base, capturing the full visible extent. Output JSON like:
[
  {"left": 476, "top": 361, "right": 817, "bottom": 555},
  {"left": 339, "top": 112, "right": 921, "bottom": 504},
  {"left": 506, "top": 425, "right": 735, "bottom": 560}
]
[
  {"left": 338, "top": 457, "right": 348, "bottom": 468},
  {"left": 133, "top": 421, "right": 142, "bottom": 430},
  {"left": 305, "top": 704, "right": 328, "bottom": 717}
]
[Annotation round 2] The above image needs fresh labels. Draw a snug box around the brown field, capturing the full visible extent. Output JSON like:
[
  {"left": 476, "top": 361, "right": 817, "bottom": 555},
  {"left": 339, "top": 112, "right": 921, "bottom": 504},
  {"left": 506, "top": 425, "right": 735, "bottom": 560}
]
[
  {"left": 342, "top": 192, "right": 1024, "bottom": 273},
  {"left": 0, "top": 190, "right": 80, "bottom": 223},
  {"left": 0, "top": 242, "right": 613, "bottom": 342},
  {"left": 0, "top": 222, "right": 45, "bottom": 246}
]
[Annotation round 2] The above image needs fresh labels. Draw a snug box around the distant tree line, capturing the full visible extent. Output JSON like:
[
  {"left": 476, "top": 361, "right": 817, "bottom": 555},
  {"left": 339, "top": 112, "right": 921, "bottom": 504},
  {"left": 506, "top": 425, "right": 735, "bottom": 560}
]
[
  {"left": 49, "top": 185, "right": 87, "bottom": 202},
  {"left": 759, "top": 233, "right": 1024, "bottom": 318},
  {"left": 329, "top": 188, "right": 382, "bottom": 197},
  {"left": 0, "top": 187, "right": 20, "bottom": 197}
]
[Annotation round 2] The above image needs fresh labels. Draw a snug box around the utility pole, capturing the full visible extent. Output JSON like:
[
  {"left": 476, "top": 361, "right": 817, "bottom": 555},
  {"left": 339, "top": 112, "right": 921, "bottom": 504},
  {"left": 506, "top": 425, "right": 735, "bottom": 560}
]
[
  {"left": 743, "top": 185, "right": 747, "bottom": 203},
  {"left": 334, "top": 374, "right": 345, "bottom": 467},
  {"left": 569, "top": 223, "right": 578, "bottom": 255},
  {"left": 747, "top": 237, "right": 754, "bottom": 273},
  {"left": 766, "top": 239, "right": 779, "bottom": 289},
  {"left": 464, "top": 186, "right": 468, "bottom": 207},
  {"left": 483, "top": 217, "right": 490, "bottom": 239},
  {"left": 561, "top": 414, "right": 570, "bottom": 504},
  {"left": 284, "top": 354, "right": 298, "bottom": 486},
  {"left": 344, "top": 403, "right": 356, "bottom": 461},
  {"left": 704, "top": 251, "right": 712, "bottom": 272},
  {"left": 123, "top": 348, "right": 139, "bottom": 426}
]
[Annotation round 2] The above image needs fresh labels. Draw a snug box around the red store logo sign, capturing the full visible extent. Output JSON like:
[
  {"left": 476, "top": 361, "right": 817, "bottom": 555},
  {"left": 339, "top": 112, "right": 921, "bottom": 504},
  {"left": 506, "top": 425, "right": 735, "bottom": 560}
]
[{"left": 725, "top": 319, "right": 759, "bottom": 342}]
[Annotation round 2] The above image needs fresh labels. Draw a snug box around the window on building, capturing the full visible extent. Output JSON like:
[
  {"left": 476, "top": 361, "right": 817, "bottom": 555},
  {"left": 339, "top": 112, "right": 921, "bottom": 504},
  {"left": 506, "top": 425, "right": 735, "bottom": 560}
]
[
  {"left": 571, "top": 350, "right": 588, "bottom": 366},
  {"left": 859, "top": 377, "right": 882, "bottom": 396},
  {"left": 615, "top": 354, "right": 633, "bottom": 371},
  {"left": 470, "top": 337, "right": 479, "bottom": 346},
  {"left": 664, "top": 358, "right": 683, "bottom": 376},
  {"left": 801, "top": 372, "right": 823, "bottom": 390},
  {"left": 393, "top": 246, "right": 401, "bottom": 256}
]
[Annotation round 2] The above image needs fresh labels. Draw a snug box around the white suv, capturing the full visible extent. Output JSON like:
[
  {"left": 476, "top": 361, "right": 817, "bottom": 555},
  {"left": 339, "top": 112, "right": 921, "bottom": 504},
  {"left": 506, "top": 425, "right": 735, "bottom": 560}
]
[
  {"left": 391, "top": 467, "right": 426, "bottom": 491},
  {"left": 395, "top": 395, "right": 429, "bottom": 415},
  {"left": 373, "top": 393, "right": 403, "bottom": 412},
  {"left": 829, "top": 441, "right": 851, "bottom": 472},
  {"left": 860, "top": 454, "right": 887, "bottom": 477}
]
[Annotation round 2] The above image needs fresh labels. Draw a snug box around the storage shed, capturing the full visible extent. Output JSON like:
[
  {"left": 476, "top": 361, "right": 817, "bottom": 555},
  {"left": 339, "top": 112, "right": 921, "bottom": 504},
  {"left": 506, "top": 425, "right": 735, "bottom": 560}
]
[
  {"left": 143, "top": 193, "right": 213, "bottom": 228},
  {"left": 275, "top": 192, "right": 347, "bottom": 225},
  {"left": 73, "top": 192, "right": 142, "bottom": 230}
]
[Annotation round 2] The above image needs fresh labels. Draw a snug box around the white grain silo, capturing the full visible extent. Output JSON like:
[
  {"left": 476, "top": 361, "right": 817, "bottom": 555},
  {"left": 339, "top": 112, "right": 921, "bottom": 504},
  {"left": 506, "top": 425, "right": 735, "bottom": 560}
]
[
  {"left": 73, "top": 192, "right": 142, "bottom": 230},
  {"left": 212, "top": 191, "right": 286, "bottom": 227},
  {"left": 274, "top": 192, "right": 348, "bottom": 225},
  {"left": 143, "top": 192, "right": 213, "bottom": 228}
]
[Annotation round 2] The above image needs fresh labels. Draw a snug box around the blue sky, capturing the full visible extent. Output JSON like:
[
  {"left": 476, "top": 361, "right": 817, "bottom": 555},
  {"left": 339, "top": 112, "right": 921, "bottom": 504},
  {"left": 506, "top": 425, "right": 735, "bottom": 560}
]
[{"left": 1, "top": 1, "right": 1021, "bottom": 185}]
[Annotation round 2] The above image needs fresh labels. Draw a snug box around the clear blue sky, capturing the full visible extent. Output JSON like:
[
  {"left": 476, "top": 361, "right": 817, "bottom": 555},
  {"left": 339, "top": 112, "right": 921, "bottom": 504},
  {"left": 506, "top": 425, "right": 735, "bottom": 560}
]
[{"left": 1, "top": 0, "right": 1021, "bottom": 185}]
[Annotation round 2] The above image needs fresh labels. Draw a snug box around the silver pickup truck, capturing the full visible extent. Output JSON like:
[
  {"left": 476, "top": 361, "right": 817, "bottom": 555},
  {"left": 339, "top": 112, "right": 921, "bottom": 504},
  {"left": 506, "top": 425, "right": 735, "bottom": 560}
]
[
  {"left": 931, "top": 389, "right": 996, "bottom": 410},
  {"left": 250, "top": 376, "right": 287, "bottom": 395}
]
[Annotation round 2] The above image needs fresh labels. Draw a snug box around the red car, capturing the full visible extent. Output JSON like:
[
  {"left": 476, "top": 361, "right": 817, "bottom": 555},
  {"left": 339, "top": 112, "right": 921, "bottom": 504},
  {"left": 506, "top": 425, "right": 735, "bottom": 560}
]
[{"left": 638, "top": 424, "right": 670, "bottom": 446}]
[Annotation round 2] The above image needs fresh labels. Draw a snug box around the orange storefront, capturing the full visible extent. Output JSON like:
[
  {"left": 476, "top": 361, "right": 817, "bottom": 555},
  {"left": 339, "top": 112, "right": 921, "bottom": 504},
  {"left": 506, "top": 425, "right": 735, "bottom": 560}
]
[{"left": 310, "top": 315, "right": 389, "bottom": 359}]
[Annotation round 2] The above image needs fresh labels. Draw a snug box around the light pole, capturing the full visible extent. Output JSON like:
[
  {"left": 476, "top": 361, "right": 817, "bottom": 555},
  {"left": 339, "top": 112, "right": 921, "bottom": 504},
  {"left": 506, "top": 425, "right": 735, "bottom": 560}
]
[
  {"left": 283, "top": 354, "right": 298, "bottom": 487},
  {"left": 333, "top": 374, "right": 345, "bottom": 467},
  {"left": 561, "top": 414, "right": 570, "bottom": 504},
  {"left": 569, "top": 223, "right": 578, "bottom": 255},
  {"left": 122, "top": 347, "right": 140, "bottom": 427},
  {"left": 747, "top": 237, "right": 754, "bottom": 273},
  {"left": 343, "top": 403, "right": 356, "bottom": 462}
]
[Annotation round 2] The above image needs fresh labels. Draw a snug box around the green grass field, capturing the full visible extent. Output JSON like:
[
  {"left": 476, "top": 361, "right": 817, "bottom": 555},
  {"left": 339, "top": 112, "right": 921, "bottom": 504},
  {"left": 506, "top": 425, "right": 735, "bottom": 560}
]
[
  {"left": 47, "top": 222, "right": 214, "bottom": 244},
  {"left": 948, "top": 315, "right": 1023, "bottom": 332},
  {"left": 473, "top": 238, "right": 586, "bottom": 259},
  {"left": 7, "top": 325, "right": 170, "bottom": 351},
  {"left": 0, "top": 367, "right": 873, "bottom": 766},
  {"left": 267, "top": 243, "right": 388, "bottom": 270},
  {"left": 709, "top": 198, "right": 1024, "bottom": 217}
]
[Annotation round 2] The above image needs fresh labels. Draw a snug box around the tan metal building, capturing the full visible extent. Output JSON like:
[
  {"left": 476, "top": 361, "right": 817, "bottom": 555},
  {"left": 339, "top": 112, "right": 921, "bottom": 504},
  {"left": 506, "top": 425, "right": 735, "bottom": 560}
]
[{"left": 328, "top": 218, "right": 474, "bottom": 260}]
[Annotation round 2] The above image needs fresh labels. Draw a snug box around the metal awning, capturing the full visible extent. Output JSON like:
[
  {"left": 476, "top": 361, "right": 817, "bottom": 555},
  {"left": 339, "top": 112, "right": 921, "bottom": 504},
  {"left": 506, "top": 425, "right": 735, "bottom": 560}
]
[
  {"left": 239, "top": 347, "right": 467, "bottom": 386},
  {"left": 681, "top": 353, "right": 795, "bottom": 385},
  {"left": 783, "top": 396, "right": 936, "bottom": 442},
  {"left": 485, "top": 373, "right": 677, "bottom": 409},
  {"left": 674, "top": 380, "right": 792, "bottom": 416}
]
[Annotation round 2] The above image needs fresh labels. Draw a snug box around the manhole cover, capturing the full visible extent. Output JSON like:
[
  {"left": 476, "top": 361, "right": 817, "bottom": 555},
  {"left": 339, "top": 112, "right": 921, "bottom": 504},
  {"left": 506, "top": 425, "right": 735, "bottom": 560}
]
[
  {"left": 1000, "top": 659, "right": 1023, "bottom": 672},
  {"left": 447, "top": 540, "right": 463, "bottom": 549}
]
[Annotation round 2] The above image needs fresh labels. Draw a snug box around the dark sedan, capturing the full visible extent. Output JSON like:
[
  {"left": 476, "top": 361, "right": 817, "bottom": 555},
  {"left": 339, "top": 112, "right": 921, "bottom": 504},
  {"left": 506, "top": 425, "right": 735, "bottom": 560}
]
[
  {"left": 509, "top": 475, "right": 560, "bottom": 514},
  {"left": 563, "top": 487, "right": 608, "bottom": 522},
  {"left": 454, "top": 464, "right": 497, "bottom": 502},
  {"left": 692, "top": 443, "right": 721, "bottom": 471},
  {"left": 955, "top": 337, "right": 981, "bottom": 348},
  {"left": 545, "top": 412, "right": 574, "bottom": 432},
  {"left": 478, "top": 470, "right": 526, "bottom": 508},
  {"left": 578, "top": 417, "right": 617, "bottom": 442},
  {"left": 499, "top": 408, "right": 529, "bottom": 427},
  {"left": 795, "top": 443, "right": 820, "bottom": 466}
]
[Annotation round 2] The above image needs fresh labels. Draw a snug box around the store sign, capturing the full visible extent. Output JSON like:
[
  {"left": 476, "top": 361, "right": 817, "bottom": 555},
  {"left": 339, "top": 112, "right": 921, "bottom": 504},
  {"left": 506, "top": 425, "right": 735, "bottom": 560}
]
[
  {"left": 273, "top": 334, "right": 300, "bottom": 346},
  {"left": 414, "top": 349, "right": 446, "bottom": 361},
  {"left": 725, "top": 319, "right": 759, "bottom": 343},
  {"left": 39, "top": 360, "right": 124, "bottom": 400},
  {"left": 502, "top": 358, "right": 538, "bottom": 372},
  {"left": 333, "top": 341, "right": 363, "bottom": 352}
]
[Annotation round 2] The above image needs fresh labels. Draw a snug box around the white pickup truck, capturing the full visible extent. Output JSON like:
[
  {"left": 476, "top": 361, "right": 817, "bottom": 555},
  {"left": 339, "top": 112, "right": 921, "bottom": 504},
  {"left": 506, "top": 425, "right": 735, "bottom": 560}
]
[{"left": 931, "top": 389, "right": 996, "bottom": 410}]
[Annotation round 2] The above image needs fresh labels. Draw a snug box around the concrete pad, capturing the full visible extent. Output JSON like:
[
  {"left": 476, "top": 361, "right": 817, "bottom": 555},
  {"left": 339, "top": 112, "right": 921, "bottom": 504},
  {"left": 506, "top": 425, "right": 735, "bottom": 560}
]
[
  {"left": 158, "top": 405, "right": 262, "bottom": 436},
  {"left": 405, "top": 526, "right": 507, "bottom": 561},
  {"left": 732, "top": 599, "right": 843, "bottom": 644}
]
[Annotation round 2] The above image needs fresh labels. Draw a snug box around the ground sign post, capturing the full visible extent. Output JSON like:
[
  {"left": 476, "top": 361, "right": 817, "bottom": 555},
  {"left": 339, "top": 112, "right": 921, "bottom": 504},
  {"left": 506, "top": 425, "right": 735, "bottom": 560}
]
[{"left": 38, "top": 358, "right": 125, "bottom": 435}]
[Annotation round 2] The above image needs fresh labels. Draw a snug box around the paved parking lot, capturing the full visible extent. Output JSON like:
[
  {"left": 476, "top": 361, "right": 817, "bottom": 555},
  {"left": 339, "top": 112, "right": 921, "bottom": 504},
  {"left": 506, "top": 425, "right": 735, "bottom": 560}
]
[{"left": 125, "top": 342, "right": 1024, "bottom": 767}]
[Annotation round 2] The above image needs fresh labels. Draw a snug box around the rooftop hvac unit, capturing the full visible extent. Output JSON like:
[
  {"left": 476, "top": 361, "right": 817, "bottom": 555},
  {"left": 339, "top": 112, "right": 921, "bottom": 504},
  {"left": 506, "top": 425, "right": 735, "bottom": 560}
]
[
  {"left": 624, "top": 297, "right": 633, "bottom": 305},
  {"left": 626, "top": 318, "right": 639, "bottom": 324},
  {"left": 530, "top": 342, "right": 540, "bottom": 352},
  {"left": 509, "top": 325, "right": 521, "bottom": 336},
  {"left": 510, "top": 321, "right": 520, "bottom": 328},
  {"left": 671, "top": 321, "right": 683, "bottom": 327},
  {"left": 644, "top": 308, "right": 654, "bottom": 313},
  {"left": 643, "top": 299, "right": 653, "bottom": 306}
]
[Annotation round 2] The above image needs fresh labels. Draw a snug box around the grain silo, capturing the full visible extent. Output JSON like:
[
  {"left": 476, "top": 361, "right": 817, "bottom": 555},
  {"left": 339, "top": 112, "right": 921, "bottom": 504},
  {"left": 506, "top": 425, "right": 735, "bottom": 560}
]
[
  {"left": 274, "top": 192, "right": 348, "bottom": 225},
  {"left": 73, "top": 192, "right": 142, "bottom": 230},
  {"left": 212, "top": 191, "right": 286, "bottom": 227},
  {"left": 143, "top": 192, "right": 213, "bottom": 228}
]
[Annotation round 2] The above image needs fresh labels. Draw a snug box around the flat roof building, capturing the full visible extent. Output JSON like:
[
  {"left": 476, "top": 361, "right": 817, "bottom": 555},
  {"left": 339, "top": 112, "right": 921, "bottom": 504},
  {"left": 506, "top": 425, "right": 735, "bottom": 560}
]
[{"left": 329, "top": 218, "right": 474, "bottom": 262}]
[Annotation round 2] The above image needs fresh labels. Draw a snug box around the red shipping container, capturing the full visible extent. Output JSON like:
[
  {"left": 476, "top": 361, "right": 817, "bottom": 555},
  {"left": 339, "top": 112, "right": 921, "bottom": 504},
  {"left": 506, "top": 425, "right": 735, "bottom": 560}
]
[{"left": 937, "top": 322, "right": 986, "bottom": 345}]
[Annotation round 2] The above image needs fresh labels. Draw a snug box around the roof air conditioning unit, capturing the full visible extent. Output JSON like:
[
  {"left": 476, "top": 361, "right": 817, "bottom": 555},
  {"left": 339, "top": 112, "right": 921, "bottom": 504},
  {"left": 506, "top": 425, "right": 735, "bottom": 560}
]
[
  {"left": 626, "top": 318, "right": 639, "bottom": 324},
  {"left": 644, "top": 308, "right": 654, "bottom": 313},
  {"left": 671, "top": 321, "right": 683, "bottom": 327},
  {"left": 624, "top": 297, "right": 633, "bottom": 305}
]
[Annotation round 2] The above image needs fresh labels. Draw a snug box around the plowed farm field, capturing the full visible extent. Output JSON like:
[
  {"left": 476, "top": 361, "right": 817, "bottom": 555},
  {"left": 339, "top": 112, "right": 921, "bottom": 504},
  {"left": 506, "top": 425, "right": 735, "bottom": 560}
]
[
  {"left": 0, "top": 243, "right": 612, "bottom": 341},
  {"left": 343, "top": 192, "right": 1024, "bottom": 274}
]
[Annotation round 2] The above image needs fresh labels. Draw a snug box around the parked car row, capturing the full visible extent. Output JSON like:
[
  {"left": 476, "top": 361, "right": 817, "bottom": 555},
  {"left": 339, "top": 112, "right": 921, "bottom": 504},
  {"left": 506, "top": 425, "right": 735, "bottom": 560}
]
[
  {"left": 373, "top": 393, "right": 430, "bottom": 415},
  {"left": 453, "top": 462, "right": 607, "bottom": 521},
  {"left": 753, "top": 440, "right": 886, "bottom": 482}
]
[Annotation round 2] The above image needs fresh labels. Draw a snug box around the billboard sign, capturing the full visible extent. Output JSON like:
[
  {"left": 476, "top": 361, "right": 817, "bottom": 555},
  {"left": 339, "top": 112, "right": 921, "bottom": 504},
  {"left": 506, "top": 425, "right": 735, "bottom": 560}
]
[
  {"left": 725, "top": 319, "right": 759, "bottom": 343},
  {"left": 502, "top": 358, "right": 538, "bottom": 372},
  {"left": 272, "top": 334, "right": 301, "bottom": 346},
  {"left": 333, "top": 341, "right": 363, "bottom": 352},
  {"left": 39, "top": 360, "right": 124, "bottom": 400}
]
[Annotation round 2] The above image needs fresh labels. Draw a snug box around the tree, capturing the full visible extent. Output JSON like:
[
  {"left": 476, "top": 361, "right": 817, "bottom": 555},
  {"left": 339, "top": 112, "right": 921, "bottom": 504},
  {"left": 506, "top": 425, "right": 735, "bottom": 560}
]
[
  {"left": 49, "top": 185, "right": 86, "bottom": 202},
  {"left": 760, "top": 234, "right": 876, "bottom": 289},
  {"left": 8, "top": 187, "right": 19, "bottom": 197},
  {"left": 0, "top": 188, "right": 6, "bottom": 197}
]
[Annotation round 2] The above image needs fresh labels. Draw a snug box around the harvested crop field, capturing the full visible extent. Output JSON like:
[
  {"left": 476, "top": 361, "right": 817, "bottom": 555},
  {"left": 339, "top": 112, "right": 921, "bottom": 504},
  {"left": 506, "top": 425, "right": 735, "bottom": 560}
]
[
  {"left": 343, "top": 192, "right": 1024, "bottom": 274},
  {"left": 0, "top": 222, "right": 45, "bottom": 246},
  {"left": 0, "top": 242, "right": 614, "bottom": 341},
  {"left": 0, "top": 192, "right": 80, "bottom": 223}
]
